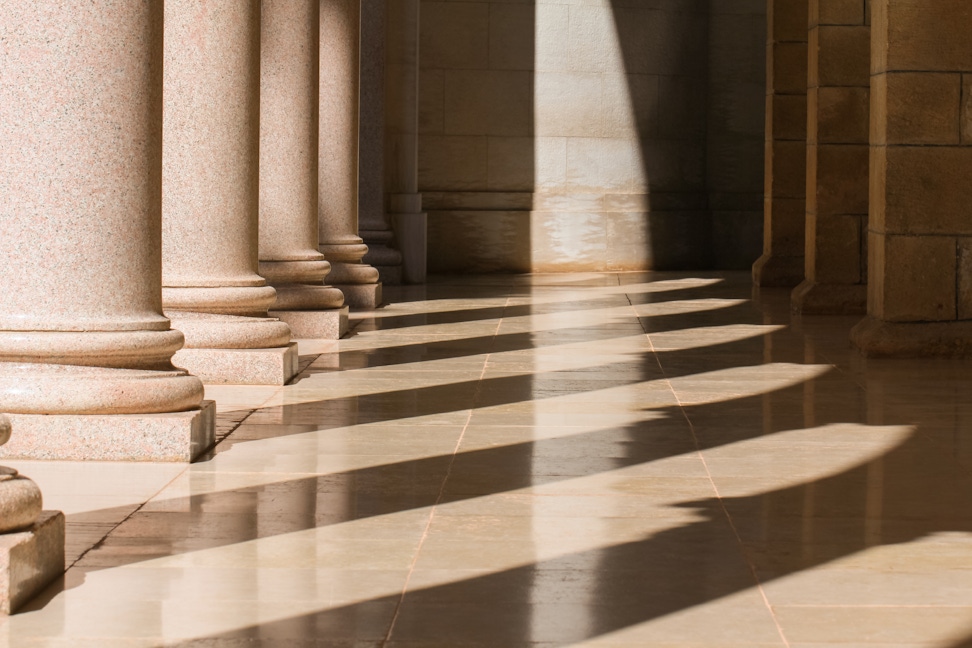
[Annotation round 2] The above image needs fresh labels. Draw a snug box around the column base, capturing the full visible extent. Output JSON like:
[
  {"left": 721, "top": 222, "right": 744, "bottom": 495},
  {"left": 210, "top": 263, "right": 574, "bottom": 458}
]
[
  {"left": 0, "top": 401, "right": 215, "bottom": 462},
  {"left": 375, "top": 265, "right": 403, "bottom": 285},
  {"left": 791, "top": 280, "right": 866, "bottom": 315},
  {"left": 333, "top": 283, "right": 383, "bottom": 310},
  {"left": 0, "top": 511, "right": 64, "bottom": 614},
  {"left": 172, "top": 343, "right": 298, "bottom": 385},
  {"left": 851, "top": 316, "right": 972, "bottom": 358},
  {"left": 271, "top": 307, "right": 349, "bottom": 339},
  {"left": 752, "top": 253, "right": 804, "bottom": 287}
]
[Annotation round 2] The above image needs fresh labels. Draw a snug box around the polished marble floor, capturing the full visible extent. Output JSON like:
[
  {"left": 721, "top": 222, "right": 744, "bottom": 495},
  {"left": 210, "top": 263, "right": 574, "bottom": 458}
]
[{"left": 4, "top": 272, "right": 972, "bottom": 646}]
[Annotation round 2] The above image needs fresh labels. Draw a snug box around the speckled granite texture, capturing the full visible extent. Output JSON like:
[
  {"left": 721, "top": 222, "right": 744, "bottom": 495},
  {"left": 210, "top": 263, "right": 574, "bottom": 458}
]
[
  {"left": 0, "top": 402, "right": 216, "bottom": 462},
  {"left": 0, "top": 511, "right": 64, "bottom": 614},
  {"left": 172, "top": 344, "right": 298, "bottom": 386},
  {"left": 271, "top": 308, "right": 349, "bottom": 340}
]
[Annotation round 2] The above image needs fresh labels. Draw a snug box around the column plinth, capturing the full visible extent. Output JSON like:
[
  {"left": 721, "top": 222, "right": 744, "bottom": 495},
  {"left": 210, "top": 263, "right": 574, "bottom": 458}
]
[
  {"left": 320, "top": 0, "right": 382, "bottom": 309},
  {"left": 0, "top": 1, "right": 213, "bottom": 460},
  {"left": 163, "top": 0, "right": 297, "bottom": 383},
  {"left": 0, "top": 415, "right": 65, "bottom": 614},
  {"left": 260, "top": 0, "right": 348, "bottom": 338}
]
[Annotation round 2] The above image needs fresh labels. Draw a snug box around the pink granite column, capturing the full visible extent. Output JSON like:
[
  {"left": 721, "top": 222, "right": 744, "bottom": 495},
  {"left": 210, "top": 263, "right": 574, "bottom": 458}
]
[
  {"left": 163, "top": 0, "right": 298, "bottom": 384},
  {"left": 0, "top": 415, "right": 63, "bottom": 613},
  {"left": 0, "top": 0, "right": 213, "bottom": 462},
  {"left": 320, "top": 0, "right": 383, "bottom": 309},
  {"left": 260, "top": 0, "right": 349, "bottom": 340},
  {"left": 384, "top": 0, "right": 427, "bottom": 284}
]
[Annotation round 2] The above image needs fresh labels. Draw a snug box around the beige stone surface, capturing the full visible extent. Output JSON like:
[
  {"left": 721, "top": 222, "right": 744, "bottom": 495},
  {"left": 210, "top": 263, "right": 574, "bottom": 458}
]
[
  {"left": 0, "top": 511, "right": 64, "bottom": 615},
  {"left": 0, "top": 1, "right": 207, "bottom": 421},
  {"left": 173, "top": 345, "right": 298, "bottom": 386},
  {"left": 1, "top": 401, "right": 215, "bottom": 462},
  {"left": 272, "top": 308, "right": 349, "bottom": 340}
]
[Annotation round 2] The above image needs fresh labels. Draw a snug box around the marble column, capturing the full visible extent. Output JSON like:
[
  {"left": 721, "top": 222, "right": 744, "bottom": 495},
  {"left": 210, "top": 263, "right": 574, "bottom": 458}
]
[
  {"left": 359, "top": 0, "right": 404, "bottom": 285},
  {"left": 384, "top": 0, "right": 427, "bottom": 284},
  {"left": 852, "top": 0, "right": 972, "bottom": 356},
  {"left": 260, "top": 0, "right": 349, "bottom": 340},
  {"left": 792, "top": 0, "right": 870, "bottom": 314},
  {"left": 753, "top": 0, "right": 809, "bottom": 287},
  {"left": 0, "top": 0, "right": 214, "bottom": 461},
  {"left": 0, "top": 415, "right": 63, "bottom": 614},
  {"left": 320, "top": 0, "right": 383, "bottom": 309},
  {"left": 163, "top": 0, "right": 298, "bottom": 384}
]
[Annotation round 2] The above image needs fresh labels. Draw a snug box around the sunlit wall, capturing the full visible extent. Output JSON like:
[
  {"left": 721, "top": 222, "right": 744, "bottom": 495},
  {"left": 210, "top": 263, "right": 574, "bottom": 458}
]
[{"left": 419, "top": 0, "right": 765, "bottom": 273}]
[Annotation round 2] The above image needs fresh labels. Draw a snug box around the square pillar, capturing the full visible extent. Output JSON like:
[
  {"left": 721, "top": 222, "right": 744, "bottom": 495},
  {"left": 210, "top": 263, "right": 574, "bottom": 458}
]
[
  {"left": 792, "top": 0, "right": 870, "bottom": 314},
  {"left": 852, "top": 0, "right": 972, "bottom": 355},
  {"left": 753, "top": 0, "right": 810, "bottom": 287}
]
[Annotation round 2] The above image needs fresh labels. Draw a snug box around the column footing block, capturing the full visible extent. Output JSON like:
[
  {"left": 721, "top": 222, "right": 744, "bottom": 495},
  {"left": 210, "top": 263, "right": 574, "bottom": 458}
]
[
  {"left": 333, "top": 283, "right": 383, "bottom": 310},
  {"left": 0, "top": 402, "right": 216, "bottom": 462},
  {"left": 851, "top": 316, "right": 972, "bottom": 358},
  {"left": 271, "top": 308, "right": 349, "bottom": 340},
  {"left": 753, "top": 253, "right": 804, "bottom": 287},
  {"left": 173, "top": 343, "right": 299, "bottom": 385},
  {"left": 791, "top": 280, "right": 866, "bottom": 315},
  {"left": 0, "top": 511, "right": 65, "bottom": 614}
]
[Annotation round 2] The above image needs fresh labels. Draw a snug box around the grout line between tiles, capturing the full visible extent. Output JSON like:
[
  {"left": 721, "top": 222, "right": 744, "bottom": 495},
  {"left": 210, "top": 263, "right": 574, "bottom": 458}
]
[
  {"left": 629, "top": 288, "right": 792, "bottom": 648},
  {"left": 381, "top": 296, "right": 510, "bottom": 645}
]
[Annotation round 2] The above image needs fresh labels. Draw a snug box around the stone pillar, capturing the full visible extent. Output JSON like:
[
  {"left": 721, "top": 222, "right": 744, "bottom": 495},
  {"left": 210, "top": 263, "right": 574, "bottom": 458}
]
[
  {"left": 792, "top": 0, "right": 870, "bottom": 314},
  {"left": 260, "top": 0, "right": 349, "bottom": 340},
  {"left": 384, "top": 0, "right": 428, "bottom": 284},
  {"left": 163, "top": 0, "right": 298, "bottom": 383},
  {"left": 852, "top": 0, "right": 972, "bottom": 356},
  {"left": 0, "top": 1, "right": 214, "bottom": 461},
  {"left": 359, "top": 0, "right": 404, "bottom": 285},
  {"left": 320, "top": 0, "right": 383, "bottom": 308},
  {"left": 0, "top": 416, "right": 64, "bottom": 614},
  {"left": 753, "top": 0, "right": 809, "bottom": 287}
]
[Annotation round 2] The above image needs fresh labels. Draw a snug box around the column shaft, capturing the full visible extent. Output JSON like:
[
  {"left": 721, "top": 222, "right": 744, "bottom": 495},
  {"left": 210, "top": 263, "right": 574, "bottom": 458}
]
[
  {"left": 359, "top": 0, "right": 404, "bottom": 284},
  {"left": 852, "top": 0, "right": 972, "bottom": 355},
  {"left": 0, "top": 0, "right": 212, "bottom": 460},
  {"left": 163, "top": 0, "right": 297, "bottom": 383},
  {"left": 320, "top": 0, "right": 382, "bottom": 308},
  {"left": 753, "top": 0, "right": 809, "bottom": 287},
  {"left": 792, "top": 0, "right": 870, "bottom": 314},
  {"left": 260, "top": 0, "right": 348, "bottom": 339},
  {"left": 384, "top": 0, "right": 427, "bottom": 284}
]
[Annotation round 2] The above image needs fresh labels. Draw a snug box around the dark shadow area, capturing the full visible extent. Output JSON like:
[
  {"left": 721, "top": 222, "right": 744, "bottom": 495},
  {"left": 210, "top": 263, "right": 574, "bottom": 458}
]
[{"left": 608, "top": 1, "right": 765, "bottom": 270}]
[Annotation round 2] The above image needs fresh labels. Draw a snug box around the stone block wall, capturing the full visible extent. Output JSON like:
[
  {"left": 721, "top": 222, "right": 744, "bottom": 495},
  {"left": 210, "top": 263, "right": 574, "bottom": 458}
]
[{"left": 419, "top": 0, "right": 766, "bottom": 273}]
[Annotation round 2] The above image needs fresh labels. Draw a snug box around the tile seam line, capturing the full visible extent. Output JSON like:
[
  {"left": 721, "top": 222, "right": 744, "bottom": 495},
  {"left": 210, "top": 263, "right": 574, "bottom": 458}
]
[
  {"left": 629, "top": 287, "right": 791, "bottom": 648},
  {"left": 381, "top": 291, "right": 507, "bottom": 645}
]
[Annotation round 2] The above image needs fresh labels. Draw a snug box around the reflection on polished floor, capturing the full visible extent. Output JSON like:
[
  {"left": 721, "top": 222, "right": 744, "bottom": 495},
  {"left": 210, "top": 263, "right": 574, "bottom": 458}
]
[{"left": 5, "top": 272, "right": 972, "bottom": 646}]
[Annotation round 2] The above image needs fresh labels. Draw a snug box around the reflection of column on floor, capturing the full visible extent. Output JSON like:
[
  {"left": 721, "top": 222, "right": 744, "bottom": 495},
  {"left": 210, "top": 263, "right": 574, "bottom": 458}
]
[
  {"left": 260, "top": 0, "right": 349, "bottom": 340},
  {"left": 320, "top": 0, "right": 383, "bottom": 309},
  {"left": 359, "top": 0, "right": 405, "bottom": 285},
  {"left": 792, "top": 0, "right": 870, "bottom": 315},
  {"left": 0, "top": 1, "right": 214, "bottom": 462},
  {"left": 0, "top": 415, "right": 63, "bottom": 614},
  {"left": 163, "top": 0, "right": 298, "bottom": 384},
  {"left": 753, "top": 0, "right": 809, "bottom": 288},
  {"left": 385, "top": 0, "right": 428, "bottom": 284},
  {"left": 852, "top": 0, "right": 972, "bottom": 356}
]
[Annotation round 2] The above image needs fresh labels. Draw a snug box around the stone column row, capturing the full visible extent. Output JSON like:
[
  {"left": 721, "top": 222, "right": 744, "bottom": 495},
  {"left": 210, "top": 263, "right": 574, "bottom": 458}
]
[{"left": 0, "top": 0, "right": 376, "bottom": 460}]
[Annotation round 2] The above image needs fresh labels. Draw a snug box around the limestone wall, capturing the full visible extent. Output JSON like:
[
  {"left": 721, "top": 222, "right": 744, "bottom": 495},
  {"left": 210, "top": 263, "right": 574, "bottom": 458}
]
[{"left": 418, "top": 0, "right": 765, "bottom": 272}]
